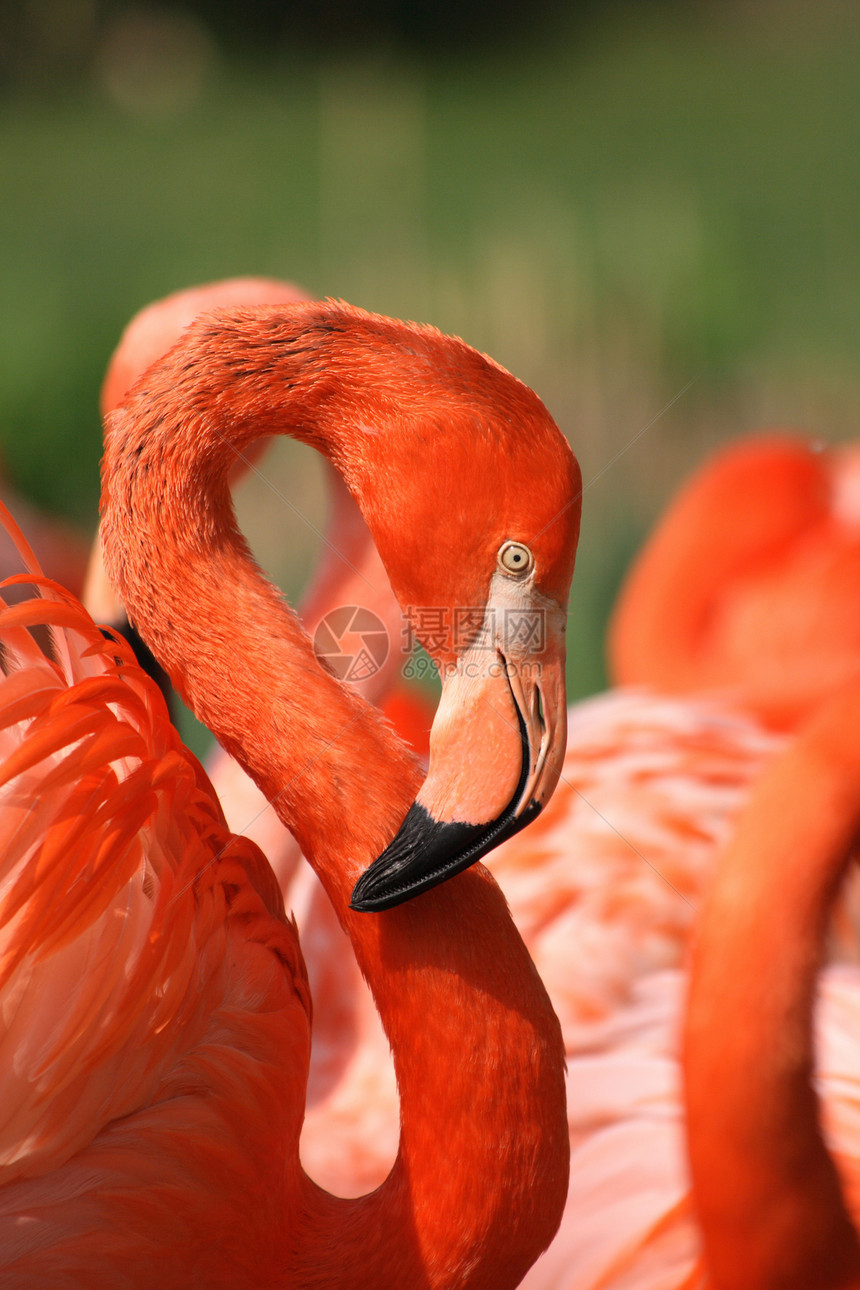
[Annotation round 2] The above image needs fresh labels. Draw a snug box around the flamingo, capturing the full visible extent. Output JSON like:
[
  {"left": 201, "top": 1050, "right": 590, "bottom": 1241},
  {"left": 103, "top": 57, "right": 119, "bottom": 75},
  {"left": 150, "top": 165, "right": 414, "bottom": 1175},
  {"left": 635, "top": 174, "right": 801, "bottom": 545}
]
[
  {"left": 684, "top": 677, "right": 860, "bottom": 1287},
  {"left": 0, "top": 299, "right": 581, "bottom": 1285},
  {"left": 609, "top": 431, "right": 860, "bottom": 730},
  {"left": 83, "top": 276, "right": 316, "bottom": 719}
]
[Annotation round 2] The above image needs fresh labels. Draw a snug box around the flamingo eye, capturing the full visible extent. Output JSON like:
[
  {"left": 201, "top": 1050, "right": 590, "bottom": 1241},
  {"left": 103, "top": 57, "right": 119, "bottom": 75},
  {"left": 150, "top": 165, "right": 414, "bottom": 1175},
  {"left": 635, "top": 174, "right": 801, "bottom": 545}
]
[{"left": 498, "top": 541, "right": 534, "bottom": 577}]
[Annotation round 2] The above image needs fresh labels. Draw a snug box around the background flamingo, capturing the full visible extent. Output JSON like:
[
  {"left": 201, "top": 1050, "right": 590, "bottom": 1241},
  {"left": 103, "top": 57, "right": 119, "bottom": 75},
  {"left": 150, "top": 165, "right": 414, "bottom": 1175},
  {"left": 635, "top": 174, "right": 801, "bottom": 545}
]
[
  {"left": 0, "top": 298, "right": 581, "bottom": 1284},
  {"left": 609, "top": 431, "right": 860, "bottom": 731},
  {"left": 685, "top": 677, "right": 860, "bottom": 1287},
  {"left": 0, "top": 474, "right": 90, "bottom": 596}
]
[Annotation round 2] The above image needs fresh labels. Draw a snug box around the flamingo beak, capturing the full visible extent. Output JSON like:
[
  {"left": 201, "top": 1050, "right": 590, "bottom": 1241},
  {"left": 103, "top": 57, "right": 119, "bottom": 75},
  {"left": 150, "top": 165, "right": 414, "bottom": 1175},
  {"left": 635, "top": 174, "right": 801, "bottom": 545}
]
[{"left": 351, "top": 600, "right": 567, "bottom": 912}]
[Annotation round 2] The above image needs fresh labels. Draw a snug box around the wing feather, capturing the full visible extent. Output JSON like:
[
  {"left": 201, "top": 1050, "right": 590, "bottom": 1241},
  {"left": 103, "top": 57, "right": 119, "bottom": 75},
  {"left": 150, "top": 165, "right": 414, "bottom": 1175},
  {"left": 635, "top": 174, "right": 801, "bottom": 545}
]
[{"left": 0, "top": 504, "right": 309, "bottom": 1268}]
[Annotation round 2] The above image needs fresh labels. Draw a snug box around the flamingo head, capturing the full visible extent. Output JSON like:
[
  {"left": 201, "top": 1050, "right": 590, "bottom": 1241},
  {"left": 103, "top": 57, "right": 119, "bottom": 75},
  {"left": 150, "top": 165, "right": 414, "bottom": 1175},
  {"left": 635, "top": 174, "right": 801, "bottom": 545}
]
[{"left": 328, "top": 311, "right": 581, "bottom": 910}]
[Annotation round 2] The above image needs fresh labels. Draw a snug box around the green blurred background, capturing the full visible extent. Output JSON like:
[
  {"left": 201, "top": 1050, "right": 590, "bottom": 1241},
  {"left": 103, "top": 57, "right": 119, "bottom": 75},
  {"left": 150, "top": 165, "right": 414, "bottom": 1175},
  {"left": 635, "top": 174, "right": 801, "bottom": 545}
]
[{"left": 1, "top": 0, "right": 858, "bottom": 725}]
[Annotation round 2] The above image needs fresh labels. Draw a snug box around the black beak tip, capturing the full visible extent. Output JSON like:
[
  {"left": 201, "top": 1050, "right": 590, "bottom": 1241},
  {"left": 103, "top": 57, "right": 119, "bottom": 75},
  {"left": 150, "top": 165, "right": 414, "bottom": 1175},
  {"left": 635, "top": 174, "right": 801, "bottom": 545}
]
[
  {"left": 349, "top": 801, "right": 443, "bottom": 913},
  {"left": 349, "top": 798, "right": 544, "bottom": 914},
  {"left": 349, "top": 865, "right": 402, "bottom": 913}
]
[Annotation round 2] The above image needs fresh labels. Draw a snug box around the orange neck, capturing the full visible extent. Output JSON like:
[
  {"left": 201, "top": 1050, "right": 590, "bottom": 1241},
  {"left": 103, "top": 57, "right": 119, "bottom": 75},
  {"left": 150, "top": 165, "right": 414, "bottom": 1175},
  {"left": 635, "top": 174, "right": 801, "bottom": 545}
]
[
  {"left": 684, "top": 681, "right": 860, "bottom": 1288},
  {"left": 101, "top": 305, "right": 568, "bottom": 1286}
]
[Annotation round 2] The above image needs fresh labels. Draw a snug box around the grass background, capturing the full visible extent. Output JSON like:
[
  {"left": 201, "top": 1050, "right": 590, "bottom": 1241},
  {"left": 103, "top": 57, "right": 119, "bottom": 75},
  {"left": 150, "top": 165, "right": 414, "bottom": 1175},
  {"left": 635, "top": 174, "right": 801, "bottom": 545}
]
[{"left": 1, "top": 0, "right": 858, "bottom": 733}]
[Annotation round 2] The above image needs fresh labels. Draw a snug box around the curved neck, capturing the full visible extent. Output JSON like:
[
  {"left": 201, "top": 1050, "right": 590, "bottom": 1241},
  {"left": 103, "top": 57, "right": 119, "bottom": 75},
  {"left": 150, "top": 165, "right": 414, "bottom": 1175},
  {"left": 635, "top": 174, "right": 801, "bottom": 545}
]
[
  {"left": 101, "top": 305, "right": 568, "bottom": 1286},
  {"left": 684, "top": 682, "right": 860, "bottom": 1288}
]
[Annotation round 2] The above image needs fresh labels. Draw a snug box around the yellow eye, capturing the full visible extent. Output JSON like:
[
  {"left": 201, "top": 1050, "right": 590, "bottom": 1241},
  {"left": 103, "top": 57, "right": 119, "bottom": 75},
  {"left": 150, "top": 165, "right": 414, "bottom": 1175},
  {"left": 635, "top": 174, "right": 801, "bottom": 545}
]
[{"left": 498, "top": 541, "right": 534, "bottom": 576}]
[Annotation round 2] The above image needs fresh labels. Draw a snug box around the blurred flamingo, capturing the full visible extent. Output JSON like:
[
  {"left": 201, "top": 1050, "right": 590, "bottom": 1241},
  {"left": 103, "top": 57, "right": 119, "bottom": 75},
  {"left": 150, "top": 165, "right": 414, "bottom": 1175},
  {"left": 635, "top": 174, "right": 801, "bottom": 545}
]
[
  {"left": 0, "top": 483, "right": 89, "bottom": 595},
  {"left": 609, "top": 432, "right": 860, "bottom": 730},
  {"left": 83, "top": 276, "right": 316, "bottom": 712},
  {"left": 685, "top": 677, "right": 860, "bottom": 1287},
  {"left": 0, "top": 298, "right": 580, "bottom": 1284}
]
